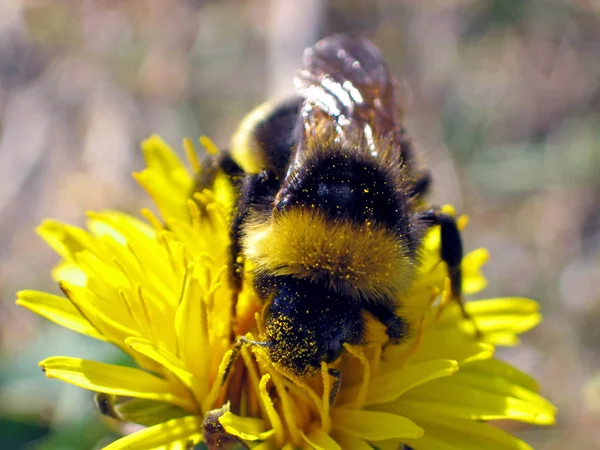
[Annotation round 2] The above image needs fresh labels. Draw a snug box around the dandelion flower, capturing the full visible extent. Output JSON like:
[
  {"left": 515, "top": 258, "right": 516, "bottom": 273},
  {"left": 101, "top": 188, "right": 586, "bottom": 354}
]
[{"left": 17, "top": 136, "right": 555, "bottom": 449}]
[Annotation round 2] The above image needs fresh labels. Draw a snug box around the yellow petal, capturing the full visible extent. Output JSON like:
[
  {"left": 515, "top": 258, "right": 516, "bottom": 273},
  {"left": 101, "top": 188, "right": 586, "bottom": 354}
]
[
  {"left": 40, "top": 357, "right": 192, "bottom": 410},
  {"left": 401, "top": 413, "right": 533, "bottom": 450},
  {"left": 174, "top": 262, "right": 210, "bottom": 396},
  {"left": 218, "top": 411, "right": 273, "bottom": 441},
  {"left": 135, "top": 171, "right": 187, "bottom": 222},
  {"left": 59, "top": 282, "right": 139, "bottom": 346},
  {"left": 339, "top": 360, "right": 458, "bottom": 406},
  {"left": 36, "top": 220, "right": 97, "bottom": 262},
  {"left": 68, "top": 248, "right": 128, "bottom": 288},
  {"left": 452, "top": 367, "right": 554, "bottom": 424},
  {"left": 183, "top": 137, "right": 201, "bottom": 173},
  {"left": 134, "top": 136, "right": 193, "bottom": 223},
  {"left": 87, "top": 210, "right": 155, "bottom": 241},
  {"left": 258, "top": 374, "right": 285, "bottom": 447},
  {"left": 462, "top": 248, "right": 489, "bottom": 294},
  {"left": 399, "top": 370, "right": 555, "bottom": 425},
  {"left": 331, "top": 409, "right": 423, "bottom": 441},
  {"left": 142, "top": 135, "right": 190, "bottom": 185},
  {"left": 482, "top": 333, "right": 520, "bottom": 347},
  {"left": 87, "top": 216, "right": 126, "bottom": 245},
  {"left": 466, "top": 358, "right": 539, "bottom": 392},
  {"left": 462, "top": 274, "right": 488, "bottom": 295},
  {"left": 103, "top": 415, "right": 202, "bottom": 450},
  {"left": 115, "top": 398, "right": 188, "bottom": 427},
  {"left": 462, "top": 248, "right": 489, "bottom": 271},
  {"left": 466, "top": 298, "right": 541, "bottom": 336},
  {"left": 302, "top": 428, "right": 341, "bottom": 450},
  {"left": 87, "top": 212, "right": 179, "bottom": 291},
  {"left": 51, "top": 262, "right": 87, "bottom": 287},
  {"left": 16, "top": 290, "right": 104, "bottom": 340},
  {"left": 331, "top": 431, "right": 373, "bottom": 450},
  {"left": 467, "top": 297, "right": 538, "bottom": 316},
  {"left": 436, "top": 298, "right": 542, "bottom": 341},
  {"left": 126, "top": 337, "right": 195, "bottom": 390},
  {"left": 212, "top": 171, "right": 237, "bottom": 214},
  {"left": 409, "top": 340, "right": 494, "bottom": 366}
]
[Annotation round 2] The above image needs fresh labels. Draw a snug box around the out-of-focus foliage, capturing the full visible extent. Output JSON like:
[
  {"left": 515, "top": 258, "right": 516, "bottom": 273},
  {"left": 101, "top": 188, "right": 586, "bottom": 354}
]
[{"left": 1, "top": 0, "right": 598, "bottom": 448}]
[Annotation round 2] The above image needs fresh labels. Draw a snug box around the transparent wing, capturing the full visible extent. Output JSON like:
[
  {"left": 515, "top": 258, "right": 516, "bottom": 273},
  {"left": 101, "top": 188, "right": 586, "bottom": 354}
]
[{"left": 294, "top": 34, "right": 404, "bottom": 161}]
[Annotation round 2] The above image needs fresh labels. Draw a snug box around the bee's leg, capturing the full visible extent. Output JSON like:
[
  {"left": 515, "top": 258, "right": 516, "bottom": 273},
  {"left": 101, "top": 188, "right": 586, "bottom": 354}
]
[
  {"left": 222, "top": 336, "right": 273, "bottom": 386},
  {"left": 362, "top": 302, "right": 407, "bottom": 344},
  {"left": 418, "top": 209, "right": 463, "bottom": 299},
  {"left": 222, "top": 338, "right": 244, "bottom": 385},
  {"left": 194, "top": 152, "right": 246, "bottom": 289},
  {"left": 409, "top": 171, "right": 432, "bottom": 199},
  {"left": 416, "top": 209, "right": 481, "bottom": 336},
  {"left": 194, "top": 151, "right": 244, "bottom": 194},
  {"left": 230, "top": 171, "right": 280, "bottom": 289}
]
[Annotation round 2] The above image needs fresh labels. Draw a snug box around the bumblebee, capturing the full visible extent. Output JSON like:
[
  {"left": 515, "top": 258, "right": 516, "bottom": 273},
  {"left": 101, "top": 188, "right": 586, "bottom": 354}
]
[{"left": 200, "top": 35, "right": 467, "bottom": 388}]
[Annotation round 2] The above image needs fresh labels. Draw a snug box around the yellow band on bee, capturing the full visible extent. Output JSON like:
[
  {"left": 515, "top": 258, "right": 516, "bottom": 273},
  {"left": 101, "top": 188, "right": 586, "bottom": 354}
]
[
  {"left": 230, "top": 101, "right": 276, "bottom": 174},
  {"left": 242, "top": 208, "right": 413, "bottom": 300}
]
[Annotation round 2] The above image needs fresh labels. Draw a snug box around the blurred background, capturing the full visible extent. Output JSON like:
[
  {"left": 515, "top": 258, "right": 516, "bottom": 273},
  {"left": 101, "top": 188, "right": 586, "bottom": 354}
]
[{"left": 0, "top": 0, "right": 599, "bottom": 448}]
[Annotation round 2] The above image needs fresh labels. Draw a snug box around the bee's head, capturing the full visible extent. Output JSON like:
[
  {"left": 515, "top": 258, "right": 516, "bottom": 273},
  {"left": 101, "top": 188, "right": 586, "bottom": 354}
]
[{"left": 257, "top": 276, "right": 365, "bottom": 377}]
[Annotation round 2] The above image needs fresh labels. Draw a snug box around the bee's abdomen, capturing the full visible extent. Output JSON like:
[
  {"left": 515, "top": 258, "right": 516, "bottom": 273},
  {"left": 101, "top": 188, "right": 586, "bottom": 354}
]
[{"left": 230, "top": 97, "right": 302, "bottom": 177}]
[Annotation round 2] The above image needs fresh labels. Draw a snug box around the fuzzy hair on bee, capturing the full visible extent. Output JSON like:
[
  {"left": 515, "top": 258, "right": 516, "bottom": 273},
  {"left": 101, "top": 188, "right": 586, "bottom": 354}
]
[
  {"left": 242, "top": 127, "right": 418, "bottom": 302},
  {"left": 197, "top": 34, "right": 470, "bottom": 389}
]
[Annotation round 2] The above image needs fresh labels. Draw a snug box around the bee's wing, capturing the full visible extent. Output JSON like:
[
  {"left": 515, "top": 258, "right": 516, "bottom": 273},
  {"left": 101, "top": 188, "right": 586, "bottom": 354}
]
[{"left": 294, "top": 34, "right": 405, "bottom": 162}]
